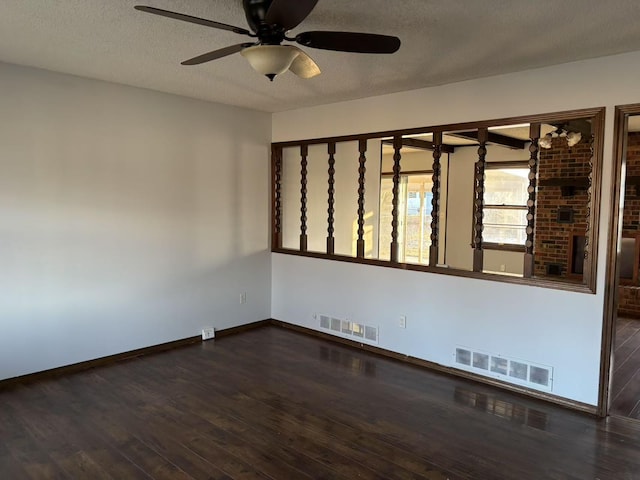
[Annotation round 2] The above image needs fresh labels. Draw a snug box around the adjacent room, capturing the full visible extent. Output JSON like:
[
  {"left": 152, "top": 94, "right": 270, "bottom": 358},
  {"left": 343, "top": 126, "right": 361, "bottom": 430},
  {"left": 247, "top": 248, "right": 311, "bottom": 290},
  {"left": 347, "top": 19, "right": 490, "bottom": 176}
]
[
  {"left": 3, "top": 1, "right": 640, "bottom": 478},
  {"left": 611, "top": 115, "right": 640, "bottom": 419}
]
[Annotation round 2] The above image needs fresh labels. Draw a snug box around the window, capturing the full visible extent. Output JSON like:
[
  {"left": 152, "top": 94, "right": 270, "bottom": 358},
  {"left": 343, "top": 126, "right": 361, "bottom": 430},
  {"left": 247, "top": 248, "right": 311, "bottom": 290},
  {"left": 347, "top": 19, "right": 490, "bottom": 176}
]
[
  {"left": 379, "top": 173, "right": 433, "bottom": 264},
  {"left": 482, "top": 164, "right": 529, "bottom": 247}
]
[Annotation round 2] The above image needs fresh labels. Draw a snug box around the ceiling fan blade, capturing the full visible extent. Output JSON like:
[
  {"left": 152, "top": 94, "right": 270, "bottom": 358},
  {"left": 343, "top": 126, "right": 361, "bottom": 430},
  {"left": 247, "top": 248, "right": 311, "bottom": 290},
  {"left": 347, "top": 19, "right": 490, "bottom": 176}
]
[
  {"left": 296, "top": 31, "right": 401, "bottom": 54},
  {"left": 181, "top": 43, "right": 255, "bottom": 65},
  {"left": 289, "top": 48, "right": 321, "bottom": 79},
  {"left": 135, "top": 6, "right": 252, "bottom": 36},
  {"left": 265, "top": 0, "right": 319, "bottom": 30}
]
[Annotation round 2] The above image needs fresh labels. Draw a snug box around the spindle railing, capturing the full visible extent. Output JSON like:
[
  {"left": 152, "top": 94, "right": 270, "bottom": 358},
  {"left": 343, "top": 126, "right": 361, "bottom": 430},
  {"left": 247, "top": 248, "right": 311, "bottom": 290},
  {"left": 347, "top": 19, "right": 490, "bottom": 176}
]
[{"left": 270, "top": 107, "right": 604, "bottom": 294}]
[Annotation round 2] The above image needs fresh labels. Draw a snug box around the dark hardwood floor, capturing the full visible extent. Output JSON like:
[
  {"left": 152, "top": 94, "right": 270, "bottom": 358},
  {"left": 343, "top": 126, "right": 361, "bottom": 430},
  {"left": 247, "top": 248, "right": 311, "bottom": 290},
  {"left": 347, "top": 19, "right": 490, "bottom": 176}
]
[
  {"left": 2, "top": 325, "right": 640, "bottom": 479},
  {"left": 611, "top": 316, "right": 640, "bottom": 419}
]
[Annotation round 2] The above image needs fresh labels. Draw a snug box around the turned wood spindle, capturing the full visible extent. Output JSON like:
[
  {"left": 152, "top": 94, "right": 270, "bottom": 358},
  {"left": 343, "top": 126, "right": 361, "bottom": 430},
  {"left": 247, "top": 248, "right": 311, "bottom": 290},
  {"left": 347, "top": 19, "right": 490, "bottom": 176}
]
[
  {"left": 327, "top": 142, "right": 336, "bottom": 255},
  {"left": 390, "top": 136, "right": 402, "bottom": 263},
  {"left": 357, "top": 139, "right": 367, "bottom": 258},
  {"left": 299, "top": 145, "right": 308, "bottom": 252},
  {"left": 472, "top": 128, "right": 488, "bottom": 272},
  {"left": 430, "top": 131, "right": 443, "bottom": 267},
  {"left": 272, "top": 146, "right": 283, "bottom": 249},
  {"left": 523, "top": 123, "right": 540, "bottom": 277},
  {"left": 583, "top": 133, "right": 594, "bottom": 284}
]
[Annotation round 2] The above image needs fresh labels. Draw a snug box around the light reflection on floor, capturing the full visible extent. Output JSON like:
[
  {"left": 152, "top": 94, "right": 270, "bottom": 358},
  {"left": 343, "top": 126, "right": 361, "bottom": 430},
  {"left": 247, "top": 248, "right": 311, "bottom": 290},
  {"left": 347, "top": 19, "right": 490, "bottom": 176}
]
[
  {"left": 318, "top": 345, "right": 377, "bottom": 377},
  {"left": 454, "top": 386, "right": 549, "bottom": 430}
]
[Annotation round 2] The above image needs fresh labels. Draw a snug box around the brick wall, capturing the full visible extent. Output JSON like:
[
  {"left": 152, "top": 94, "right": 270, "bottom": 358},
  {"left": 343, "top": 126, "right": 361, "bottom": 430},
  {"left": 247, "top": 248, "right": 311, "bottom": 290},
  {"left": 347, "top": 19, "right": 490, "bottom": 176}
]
[
  {"left": 534, "top": 137, "right": 591, "bottom": 278},
  {"left": 618, "top": 132, "right": 640, "bottom": 317}
]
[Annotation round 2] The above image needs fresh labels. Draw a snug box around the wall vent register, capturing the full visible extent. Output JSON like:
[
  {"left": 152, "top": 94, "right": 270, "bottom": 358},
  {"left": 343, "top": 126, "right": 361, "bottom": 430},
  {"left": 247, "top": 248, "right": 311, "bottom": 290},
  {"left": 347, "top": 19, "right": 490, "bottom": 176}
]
[
  {"left": 455, "top": 346, "right": 553, "bottom": 391},
  {"left": 319, "top": 314, "right": 378, "bottom": 344}
]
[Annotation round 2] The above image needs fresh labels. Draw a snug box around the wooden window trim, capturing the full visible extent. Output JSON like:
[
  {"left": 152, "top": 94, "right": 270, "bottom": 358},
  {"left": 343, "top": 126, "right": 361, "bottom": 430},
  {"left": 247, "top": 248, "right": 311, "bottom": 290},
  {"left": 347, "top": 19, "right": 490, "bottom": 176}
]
[
  {"left": 271, "top": 107, "right": 605, "bottom": 295},
  {"left": 272, "top": 247, "right": 595, "bottom": 294},
  {"left": 485, "top": 160, "right": 530, "bottom": 170},
  {"left": 484, "top": 204, "right": 528, "bottom": 210},
  {"left": 478, "top": 161, "right": 530, "bottom": 250},
  {"left": 483, "top": 242, "right": 526, "bottom": 253},
  {"left": 381, "top": 169, "right": 433, "bottom": 176}
]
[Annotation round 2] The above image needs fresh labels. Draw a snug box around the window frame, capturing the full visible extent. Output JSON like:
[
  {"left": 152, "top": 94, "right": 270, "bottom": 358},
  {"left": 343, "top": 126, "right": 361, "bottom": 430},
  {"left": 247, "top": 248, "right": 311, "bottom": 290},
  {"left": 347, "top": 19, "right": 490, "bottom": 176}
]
[
  {"left": 270, "top": 107, "right": 605, "bottom": 295},
  {"left": 480, "top": 161, "right": 530, "bottom": 252}
]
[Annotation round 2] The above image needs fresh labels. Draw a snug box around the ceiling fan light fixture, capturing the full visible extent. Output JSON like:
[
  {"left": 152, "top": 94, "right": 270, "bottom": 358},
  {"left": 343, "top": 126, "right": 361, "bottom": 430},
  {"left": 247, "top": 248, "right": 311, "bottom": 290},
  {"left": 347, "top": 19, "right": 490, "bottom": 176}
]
[
  {"left": 566, "top": 131, "right": 582, "bottom": 147},
  {"left": 136, "top": 2, "right": 401, "bottom": 80},
  {"left": 241, "top": 45, "right": 299, "bottom": 81},
  {"left": 539, "top": 127, "right": 583, "bottom": 149},
  {"left": 539, "top": 133, "right": 553, "bottom": 149}
]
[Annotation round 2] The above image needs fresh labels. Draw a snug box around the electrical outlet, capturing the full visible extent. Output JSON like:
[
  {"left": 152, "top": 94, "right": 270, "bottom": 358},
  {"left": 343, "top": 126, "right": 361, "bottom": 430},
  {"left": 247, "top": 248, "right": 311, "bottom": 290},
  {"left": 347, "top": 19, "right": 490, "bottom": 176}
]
[
  {"left": 399, "top": 315, "right": 407, "bottom": 328},
  {"left": 201, "top": 327, "right": 215, "bottom": 340},
  {"left": 500, "top": 264, "right": 506, "bottom": 272},
  {"left": 240, "top": 292, "right": 247, "bottom": 304}
]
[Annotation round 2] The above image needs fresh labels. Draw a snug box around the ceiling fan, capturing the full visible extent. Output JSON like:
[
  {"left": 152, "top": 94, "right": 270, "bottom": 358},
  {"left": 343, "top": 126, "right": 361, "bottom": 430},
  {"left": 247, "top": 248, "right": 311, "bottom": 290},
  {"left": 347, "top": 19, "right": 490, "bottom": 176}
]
[{"left": 135, "top": 0, "right": 401, "bottom": 81}]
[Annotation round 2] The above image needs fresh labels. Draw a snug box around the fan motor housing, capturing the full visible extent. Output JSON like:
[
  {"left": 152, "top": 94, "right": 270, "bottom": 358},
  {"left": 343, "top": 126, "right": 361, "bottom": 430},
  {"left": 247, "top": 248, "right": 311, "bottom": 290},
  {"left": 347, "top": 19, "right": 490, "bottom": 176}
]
[
  {"left": 243, "top": 0, "right": 286, "bottom": 45},
  {"left": 243, "top": 0, "right": 275, "bottom": 32}
]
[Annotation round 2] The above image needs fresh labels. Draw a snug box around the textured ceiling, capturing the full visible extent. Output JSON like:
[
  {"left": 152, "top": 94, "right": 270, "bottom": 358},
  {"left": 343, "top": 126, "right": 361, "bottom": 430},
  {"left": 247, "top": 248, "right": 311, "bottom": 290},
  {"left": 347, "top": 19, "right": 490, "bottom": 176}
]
[{"left": 1, "top": 0, "right": 640, "bottom": 113}]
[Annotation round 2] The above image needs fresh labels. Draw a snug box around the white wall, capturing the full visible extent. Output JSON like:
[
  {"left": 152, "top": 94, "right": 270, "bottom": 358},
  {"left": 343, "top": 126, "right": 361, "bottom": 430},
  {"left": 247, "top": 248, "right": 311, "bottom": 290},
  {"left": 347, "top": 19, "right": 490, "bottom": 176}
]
[
  {"left": 381, "top": 148, "right": 432, "bottom": 172},
  {"left": 0, "top": 63, "right": 272, "bottom": 381},
  {"left": 272, "top": 254, "right": 602, "bottom": 403},
  {"left": 271, "top": 50, "right": 640, "bottom": 405}
]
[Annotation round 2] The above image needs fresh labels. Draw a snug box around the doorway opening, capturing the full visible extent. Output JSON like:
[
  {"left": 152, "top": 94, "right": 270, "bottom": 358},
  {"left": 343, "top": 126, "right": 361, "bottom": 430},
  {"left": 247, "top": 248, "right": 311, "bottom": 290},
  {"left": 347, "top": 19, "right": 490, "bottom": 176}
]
[{"left": 601, "top": 105, "right": 640, "bottom": 419}]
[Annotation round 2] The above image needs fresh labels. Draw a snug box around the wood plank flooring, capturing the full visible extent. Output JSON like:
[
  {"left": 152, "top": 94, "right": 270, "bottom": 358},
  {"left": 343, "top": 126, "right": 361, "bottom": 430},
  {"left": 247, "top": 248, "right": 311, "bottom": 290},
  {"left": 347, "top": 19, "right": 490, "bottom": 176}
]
[
  {"left": 611, "top": 316, "right": 640, "bottom": 418},
  {"left": 2, "top": 325, "right": 640, "bottom": 479}
]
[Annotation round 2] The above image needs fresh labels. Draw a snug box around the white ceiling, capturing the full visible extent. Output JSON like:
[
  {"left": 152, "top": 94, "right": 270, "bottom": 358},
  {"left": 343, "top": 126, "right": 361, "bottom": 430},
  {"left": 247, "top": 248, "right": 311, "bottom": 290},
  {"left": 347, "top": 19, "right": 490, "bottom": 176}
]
[{"left": 1, "top": 0, "right": 640, "bottom": 113}]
